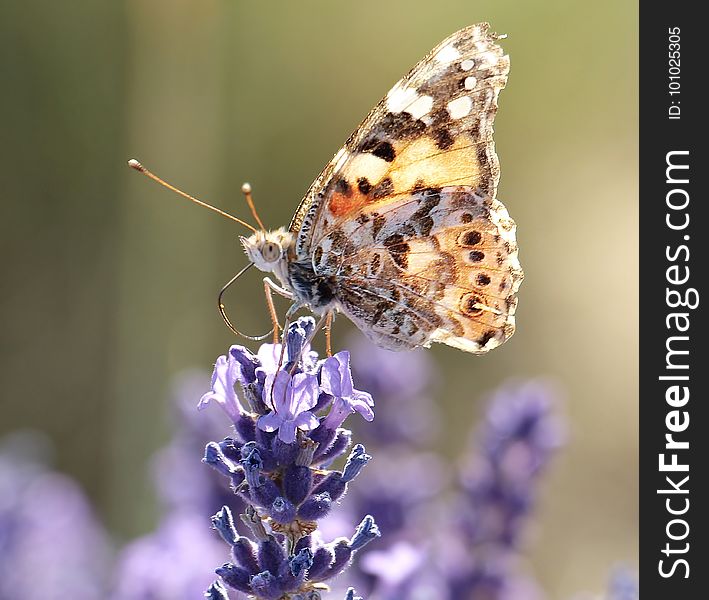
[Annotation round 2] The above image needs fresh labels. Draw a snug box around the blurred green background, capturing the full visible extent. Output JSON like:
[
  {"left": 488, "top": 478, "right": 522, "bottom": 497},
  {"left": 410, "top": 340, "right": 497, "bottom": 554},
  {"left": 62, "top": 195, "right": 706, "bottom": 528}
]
[{"left": 1, "top": 0, "right": 637, "bottom": 596}]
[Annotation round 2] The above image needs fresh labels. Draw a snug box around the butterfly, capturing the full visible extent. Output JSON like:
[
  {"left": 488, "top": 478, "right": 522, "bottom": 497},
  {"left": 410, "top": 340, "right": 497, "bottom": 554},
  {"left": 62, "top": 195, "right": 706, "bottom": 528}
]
[
  {"left": 131, "top": 23, "right": 522, "bottom": 354},
  {"left": 240, "top": 23, "right": 522, "bottom": 354}
]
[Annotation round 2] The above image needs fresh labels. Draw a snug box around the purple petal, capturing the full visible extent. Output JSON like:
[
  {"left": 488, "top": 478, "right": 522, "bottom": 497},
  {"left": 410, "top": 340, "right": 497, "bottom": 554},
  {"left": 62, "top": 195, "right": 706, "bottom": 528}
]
[
  {"left": 264, "top": 371, "right": 293, "bottom": 416},
  {"left": 293, "top": 410, "right": 320, "bottom": 432},
  {"left": 198, "top": 354, "right": 242, "bottom": 420},
  {"left": 214, "top": 355, "right": 237, "bottom": 399},
  {"left": 257, "top": 343, "right": 284, "bottom": 376},
  {"left": 197, "top": 391, "right": 224, "bottom": 414},
  {"left": 332, "top": 351, "right": 355, "bottom": 397},
  {"left": 228, "top": 345, "right": 260, "bottom": 384},
  {"left": 323, "top": 398, "right": 355, "bottom": 430},
  {"left": 257, "top": 411, "right": 284, "bottom": 433},
  {"left": 320, "top": 357, "right": 343, "bottom": 397},
  {"left": 290, "top": 373, "right": 320, "bottom": 414},
  {"left": 350, "top": 390, "right": 375, "bottom": 422},
  {"left": 263, "top": 373, "right": 276, "bottom": 411}
]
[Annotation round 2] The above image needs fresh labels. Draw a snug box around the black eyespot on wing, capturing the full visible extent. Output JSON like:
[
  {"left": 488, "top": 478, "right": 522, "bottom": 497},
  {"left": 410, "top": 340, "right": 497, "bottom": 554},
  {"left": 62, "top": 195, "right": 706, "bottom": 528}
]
[
  {"left": 462, "top": 293, "right": 483, "bottom": 315},
  {"left": 461, "top": 230, "right": 482, "bottom": 246},
  {"left": 476, "top": 273, "right": 491, "bottom": 286}
]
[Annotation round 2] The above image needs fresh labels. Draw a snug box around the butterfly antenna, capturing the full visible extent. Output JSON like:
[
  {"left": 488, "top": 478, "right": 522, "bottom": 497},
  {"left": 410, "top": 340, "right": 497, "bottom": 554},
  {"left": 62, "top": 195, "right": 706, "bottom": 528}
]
[
  {"left": 218, "top": 263, "right": 274, "bottom": 341},
  {"left": 128, "top": 159, "right": 258, "bottom": 233},
  {"left": 240, "top": 183, "right": 267, "bottom": 231}
]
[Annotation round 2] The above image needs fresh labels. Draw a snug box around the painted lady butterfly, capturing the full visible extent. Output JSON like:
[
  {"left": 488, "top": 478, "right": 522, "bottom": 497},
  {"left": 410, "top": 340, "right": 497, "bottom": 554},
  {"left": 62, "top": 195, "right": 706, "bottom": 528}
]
[
  {"left": 131, "top": 23, "right": 523, "bottom": 354},
  {"left": 242, "top": 23, "right": 523, "bottom": 353}
]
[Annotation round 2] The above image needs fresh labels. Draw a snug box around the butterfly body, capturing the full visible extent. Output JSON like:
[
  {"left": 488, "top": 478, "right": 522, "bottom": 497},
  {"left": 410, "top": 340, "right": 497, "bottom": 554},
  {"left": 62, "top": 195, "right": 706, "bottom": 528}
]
[{"left": 243, "top": 23, "right": 523, "bottom": 354}]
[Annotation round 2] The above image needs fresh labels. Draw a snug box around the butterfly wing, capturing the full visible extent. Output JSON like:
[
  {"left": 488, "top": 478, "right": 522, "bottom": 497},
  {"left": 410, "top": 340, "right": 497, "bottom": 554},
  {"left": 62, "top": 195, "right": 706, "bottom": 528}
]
[
  {"left": 290, "top": 23, "right": 522, "bottom": 352},
  {"left": 290, "top": 23, "right": 508, "bottom": 254}
]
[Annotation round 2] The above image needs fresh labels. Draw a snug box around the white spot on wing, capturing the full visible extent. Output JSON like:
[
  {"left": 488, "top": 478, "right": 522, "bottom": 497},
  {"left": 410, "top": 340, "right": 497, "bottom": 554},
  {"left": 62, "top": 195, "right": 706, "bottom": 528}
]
[
  {"left": 386, "top": 83, "right": 418, "bottom": 114},
  {"left": 343, "top": 153, "right": 389, "bottom": 184},
  {"left": 464, "top": 76, "right": 477, "bottom": 90},
  {"left": 406, "top": 95, "right": 434, "bottom": 120},
  {"left": 446, "top": 96, "right": 473, "bottom": 119},
  {"left": 435, "top": 44, "right": 461, "bottom": 63},
  {"left": 386, "top": 82, "right": 433, "bottom": 120}
]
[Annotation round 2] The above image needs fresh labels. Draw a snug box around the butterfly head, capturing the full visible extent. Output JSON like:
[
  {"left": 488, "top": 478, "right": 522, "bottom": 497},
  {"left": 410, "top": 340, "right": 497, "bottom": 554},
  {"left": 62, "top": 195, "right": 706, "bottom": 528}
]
[{"left": 241, "top": 227, "right": 294, "bottom": 273}]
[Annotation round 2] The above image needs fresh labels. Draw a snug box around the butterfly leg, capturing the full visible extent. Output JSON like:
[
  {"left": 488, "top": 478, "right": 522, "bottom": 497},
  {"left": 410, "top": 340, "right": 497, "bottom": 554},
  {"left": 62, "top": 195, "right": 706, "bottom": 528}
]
[
  {"left": 324, "top": 311, "right": 334, "bottom": 357},
  {"left": 263, "top": 277, "right": 294, "bottom": 344}
]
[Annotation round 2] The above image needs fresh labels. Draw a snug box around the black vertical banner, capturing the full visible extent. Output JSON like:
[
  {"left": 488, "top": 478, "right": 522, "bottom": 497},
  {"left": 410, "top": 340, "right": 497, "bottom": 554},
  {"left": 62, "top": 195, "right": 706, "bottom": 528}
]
[{"left": 640, "top": 2, "right": 706, "bottom": 598}]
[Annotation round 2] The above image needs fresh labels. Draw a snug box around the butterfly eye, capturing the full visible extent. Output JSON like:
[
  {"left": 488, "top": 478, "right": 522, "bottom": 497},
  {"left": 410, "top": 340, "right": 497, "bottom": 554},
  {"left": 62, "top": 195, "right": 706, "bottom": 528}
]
[{"left": 261, "top": 242, "right": 280, "bottom": 262}]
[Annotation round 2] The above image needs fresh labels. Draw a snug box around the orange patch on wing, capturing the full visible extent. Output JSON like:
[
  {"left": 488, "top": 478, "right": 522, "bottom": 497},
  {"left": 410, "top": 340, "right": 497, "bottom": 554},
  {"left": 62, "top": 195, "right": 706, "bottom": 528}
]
[{"left": 328, "top": 190, "right": 366, "bottom": 218}]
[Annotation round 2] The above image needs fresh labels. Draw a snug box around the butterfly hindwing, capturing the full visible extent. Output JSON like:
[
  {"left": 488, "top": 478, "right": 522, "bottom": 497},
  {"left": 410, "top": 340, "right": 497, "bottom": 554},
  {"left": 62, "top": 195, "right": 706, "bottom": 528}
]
[{"left": 310, "top": 185, "right": 522, "bottom": 352}]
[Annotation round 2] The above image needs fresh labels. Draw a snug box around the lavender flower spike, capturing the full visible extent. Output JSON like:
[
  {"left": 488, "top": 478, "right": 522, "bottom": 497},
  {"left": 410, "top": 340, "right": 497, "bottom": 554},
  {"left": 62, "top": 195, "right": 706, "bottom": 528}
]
[{"left": 202, "top": 317, "right": 379, "bottom": 599}]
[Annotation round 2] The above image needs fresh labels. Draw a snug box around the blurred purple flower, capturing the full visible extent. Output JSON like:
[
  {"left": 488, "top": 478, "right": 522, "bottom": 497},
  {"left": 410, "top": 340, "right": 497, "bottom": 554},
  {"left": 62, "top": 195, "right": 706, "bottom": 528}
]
[
  {"left": 441, "top": 381, "right": 564, "bottom": 600},
  {"left": 344, "top": 451, "right": 447, "bottom": 539},
  {"left": 0, "top": 433, "right": 110, "bottom": 600},
  {"left": 607, "top": 567, "right": 639, "bottom": 600},
  {"left": 111, "top": 512, "right": 234, "bottom": 600},
  {"left": 458, "top": 381, "right": 565, "bottom": 550},
  {"left": 359, "top": 541, "right": 426, "bottom": 594},
  {"left": 348, "top": 336, "right": 438, "bottom": 446},
  {"left": 330, "top": 380, "right": 564, "bottom": 600}
]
